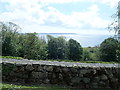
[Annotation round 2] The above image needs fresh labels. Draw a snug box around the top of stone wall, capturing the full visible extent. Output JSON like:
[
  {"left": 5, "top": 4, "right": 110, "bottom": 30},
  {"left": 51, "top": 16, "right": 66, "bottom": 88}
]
[{"left": 1, "top": 58, "right": 119, "bottom": 68}]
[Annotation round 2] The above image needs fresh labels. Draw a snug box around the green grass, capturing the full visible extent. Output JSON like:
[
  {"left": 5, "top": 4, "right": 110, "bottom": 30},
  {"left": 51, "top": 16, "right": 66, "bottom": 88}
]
[
  {"left": 1, "top": 83, "right": 75, "bottom": 90},
  {"left": 49, "top": 60, "right": 120, "bottom": 64},
  {"left": 0, "top": 56, "right": 23, "bottom": 60},
  {"left": 1, "top": 56, "right": 120, "bottom": 64}
]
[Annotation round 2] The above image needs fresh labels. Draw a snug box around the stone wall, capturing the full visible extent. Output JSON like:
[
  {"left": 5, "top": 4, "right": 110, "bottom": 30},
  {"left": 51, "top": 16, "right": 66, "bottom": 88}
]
[{"left": 1, "top": 59, "right": 120, "bottom": 88}]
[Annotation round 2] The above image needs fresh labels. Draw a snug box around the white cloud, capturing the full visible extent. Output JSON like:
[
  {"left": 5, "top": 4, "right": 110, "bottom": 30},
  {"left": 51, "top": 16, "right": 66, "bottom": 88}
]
[
  {"left": 39, "top": 0, "right": 118, "bottom": 8},
  {"left": 0, "top": 0, "right": 113, "bottom": 34},
  {"left": 101, "top": 0, "right": 119, "bottom": 8}
]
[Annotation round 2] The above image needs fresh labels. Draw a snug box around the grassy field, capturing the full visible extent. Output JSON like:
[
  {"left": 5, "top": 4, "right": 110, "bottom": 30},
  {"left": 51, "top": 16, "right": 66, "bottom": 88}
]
[
  {"left": 0, "top": 83, "right": 76, "bottom": 90},
  {"left": 1, "top": 56, "right": 120, "bottom": 64}
]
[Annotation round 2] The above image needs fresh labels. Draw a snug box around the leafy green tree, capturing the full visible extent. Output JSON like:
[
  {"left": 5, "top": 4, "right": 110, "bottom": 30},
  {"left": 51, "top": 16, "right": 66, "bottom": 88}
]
[
  {"left": 108, "top": 2, "right": 120, "bottom": 41},
  {"left": 57, "top": 36, "right": 68, "bottom": 59},
  {"left": 19, "top": 33, "right": 48, "bottom": 60},
  {"left": 0, "top": 22, "right": 21, "bottom": 56},
  {"left": 82, "top": 49, "right": 91, "bottom": 61},
  {"left": 116, "top": 41, "right": 120, "bottom": 61},
  {"left": 68, "top": 39, "right": 83, "bottom": 61},
  {"left": 47, "top": 35, "right": 68, "bottom": 60},
  {"left": 47, "top": 35, "right": 58, "bottom": 59},
  {"left": 100, "top": 38, "right": 118, "bottom": 62}
]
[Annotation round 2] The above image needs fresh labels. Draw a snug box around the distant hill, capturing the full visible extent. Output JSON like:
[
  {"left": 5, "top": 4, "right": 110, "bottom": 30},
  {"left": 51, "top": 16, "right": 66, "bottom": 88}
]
[{"left": 39, "top": 33, "right": 77, "bottom": 35}]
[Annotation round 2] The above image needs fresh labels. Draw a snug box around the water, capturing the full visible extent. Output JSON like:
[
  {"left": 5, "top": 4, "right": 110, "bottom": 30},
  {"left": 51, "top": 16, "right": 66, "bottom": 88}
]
[{"left": 39, "top": 33, "right": 114, "bottom": 47}]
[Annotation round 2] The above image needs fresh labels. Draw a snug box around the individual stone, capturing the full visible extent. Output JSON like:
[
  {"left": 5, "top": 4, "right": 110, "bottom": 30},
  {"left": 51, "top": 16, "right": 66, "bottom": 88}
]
[
  {"left": 99, "top": 81, "right": 106, "bottom": 87},
  {"left": 91, "top": 83, "right": 98, "bottom": 88},
  {"left": 93, "top": 77, "right": 100, "bottom": 82},
  {"left": 71, "top": 77, "right": 81, "bottom": 84},
  {"left": 78, "top": 74, "right": 83, "bottom": 77},
  {"left": 91, "top": 69, "right": 96, "bottom": 74},
  {"left": 44, "top": 79, "right": 50, "bottom": 84},
  {"left": 100, "top": 74, "right": 108, "bottom": 80},
  {"left": 80, "top": 69, "right": 88, "bottom": 74},
  {"left": 19, "top": 66, "right": 24, "bottom": 72},
  {"left": 45, "top": 66, "right": 53, "bottom": 72},
  {"left": 70, "top": 68, "right": 77, "bottom": 73},
  {"left": 59, "top": 73, "right": 63, "bottom": 80},
  {"left": 9, "top": 71, "right": 16, "bottom": 76},
  {"left": 108, "top": 73, "right": 113, "bottom": 78},
  {"left": 55, "top": 67, "right": 61, "bottom": 72},
  {"left": 32, "top": 64, "right": 38, "bottom": 71},
  {"left": 82, "top": 78, "right": 90, "bottom": 84},
  {"left": 37, "top": 65, "right": 43, "bottom": 72},
  {"left": 110, "top": 78, "right": 118, "bottom": 83},
  {"left": 31, "top": 71, "right": 46, "bottom": 79},
  {"left": 63, "top": 67, "right": 69, "bottom": 73},
  {"left": 26, "top": 64, "right": 34, "bottom": 71},
  {"left": 12, "top": 67, "right": 18, "bottom": 71}
]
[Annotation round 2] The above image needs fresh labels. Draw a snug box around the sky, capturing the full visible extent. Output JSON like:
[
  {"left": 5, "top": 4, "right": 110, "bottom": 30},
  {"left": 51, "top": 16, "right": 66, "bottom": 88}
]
[{"left": 0, "top": 0, "right": 119, "bottom": 35}]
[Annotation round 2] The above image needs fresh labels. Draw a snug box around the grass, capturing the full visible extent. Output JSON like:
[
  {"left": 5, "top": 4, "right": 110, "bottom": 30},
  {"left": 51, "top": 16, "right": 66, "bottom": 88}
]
[
  {"left": 0, "top": 56, "right": 23, "bottom": 60},
  {"left": 47, "top": 59, "right": 120, "bottom": 64},
  {"left": 1, "top": 56, "right": 120, "bottom": 64},
  {"left": 0, "top": 83, "right": 75, "bottom": 90}
]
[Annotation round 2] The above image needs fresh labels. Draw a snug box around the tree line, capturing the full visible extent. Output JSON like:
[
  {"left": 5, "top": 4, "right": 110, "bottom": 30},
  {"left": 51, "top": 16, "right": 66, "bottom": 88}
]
[{"left": 0, "top": 22, "right": 120, "bottom": 62}]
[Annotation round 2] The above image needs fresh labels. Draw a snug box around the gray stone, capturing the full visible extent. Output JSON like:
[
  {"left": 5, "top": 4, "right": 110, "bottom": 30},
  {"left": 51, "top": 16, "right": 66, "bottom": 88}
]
[
  {"left": 91, "top": 83, "right": 98, "bottom": 88},
  {"left": 80, "top": 69, "right": 88, "bottom": 74},
  {"left": 83, "top": 78, "right": 90, "bottom": 83},
  {"left": 70, "top": 68, "right": 77, "bottom": 73},
  {"left": 45, "top": 66, "right": 53, "bottom": 72},
  {"left": 37, "top": 65, "right": 43, "bottom": 71},
  {"left": 12, "top": 67, "right": 18, "bottom": 71},
  {"left": 93, "top": 77, "right": 100, "bottom": 82},
  {"left": 31, "top": 71, "right": 46, "bottom": 79},
  {"left": 71, "top": 77, "right": 81, "bottom": 84},
  {"left": 99, "top": 81, "right": 106, "bottom": 87},
  {"left": 55, "top": 67, "right": 61, "bottom": 72},
  {"left": 108, "top": 73, "right": 113, "bottom": 78},
  {"left": 44, "top": 79, "right": 50, "bottom": 84},
  {"left": 63, "top": 67, "right": 69, "bottom": 73},
  {"left": 26, "top": 64, "right": 34, "bottom": 71},
  {"left": 19, "top": 66, "right": 24, "bottom": 71},
  {"left": 9, "top": 71, "right": 16, "bottom": 76},
  {"left": 91, "top": 69, "right": 96, "bottom": 74},
  {"left": 59, "top": 73, "right": 63, "bottom": 80},
  {"left": 111, "top": 78, "right": 118, "bottom": 83},
  {"left": 78, "top": 74, "right": 83, "bottom": 77},
  {"left": 100, "top": 74, "right": 108, "bottom": 80}
]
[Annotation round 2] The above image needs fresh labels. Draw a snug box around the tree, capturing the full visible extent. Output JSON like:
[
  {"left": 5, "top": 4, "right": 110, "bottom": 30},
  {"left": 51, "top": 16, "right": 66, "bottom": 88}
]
[
  {"left": 47, "top": 35, "right": 68, "bottom": 60},
  {"left": 68, "top": 39, "right": 83, "bottom": 61},
  {"left": 108, "top": 1, "right": 120, "bottom": 41},
  {"left": 0, "top": 22, "right": 21, "bottom": 56},
  {"left": 19, "top": 33, "right": 48, "bottom": 60},
  {"left": 100, "top": 38, "right": 118, "bottom": 62},
  {"left": 82, "top": 49, "right": 91, "bottom": 61}
]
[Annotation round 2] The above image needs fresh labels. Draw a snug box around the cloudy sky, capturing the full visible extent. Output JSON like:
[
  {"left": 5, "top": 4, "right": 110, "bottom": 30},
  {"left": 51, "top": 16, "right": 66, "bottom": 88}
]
[{"left": 0, "top": 0, "right": 119, "bottom": 35}]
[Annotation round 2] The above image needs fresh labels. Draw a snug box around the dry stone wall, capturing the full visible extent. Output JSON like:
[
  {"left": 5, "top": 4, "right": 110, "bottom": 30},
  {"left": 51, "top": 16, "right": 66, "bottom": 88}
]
[{"left": 1, "top": 58, "right": 120, "bottom": 88}]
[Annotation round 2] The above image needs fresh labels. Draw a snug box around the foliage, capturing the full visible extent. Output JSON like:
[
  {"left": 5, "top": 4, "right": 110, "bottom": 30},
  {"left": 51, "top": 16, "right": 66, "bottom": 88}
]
[
  {"left": 82, "top": 49, "right": 91, "bottom": 61},
  {"left": 108, "top": 2, "right": 120, "bottom": 41},
  {"left": 100, "top": 38, "right": 119, "bottom": 62},
  {"left": 18, "top": 33, "right": 48, "bottom": 60},
  {"left": 0, "top": 22, "right": 48, "bottom": 60},
  {"left": 1, "top": 22, "right": 21, "bottom": 56},
  {"left": 83, "top": 46, "right": 100, "bottom": 61},
  {"left": 47, "top": 35, "right": 68, "bottom": 60},
  {"left": 0, "top": 56, "right": 23, "bottom": 59},
  {"left": 116, "top": 41, "right": 120, "bottom": 61},
  {"left": 1, "top": 83, "right": 74, "bottom": 90},
  {"left": 68, "top": 39, "right": 83, "bottom": 61}
]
